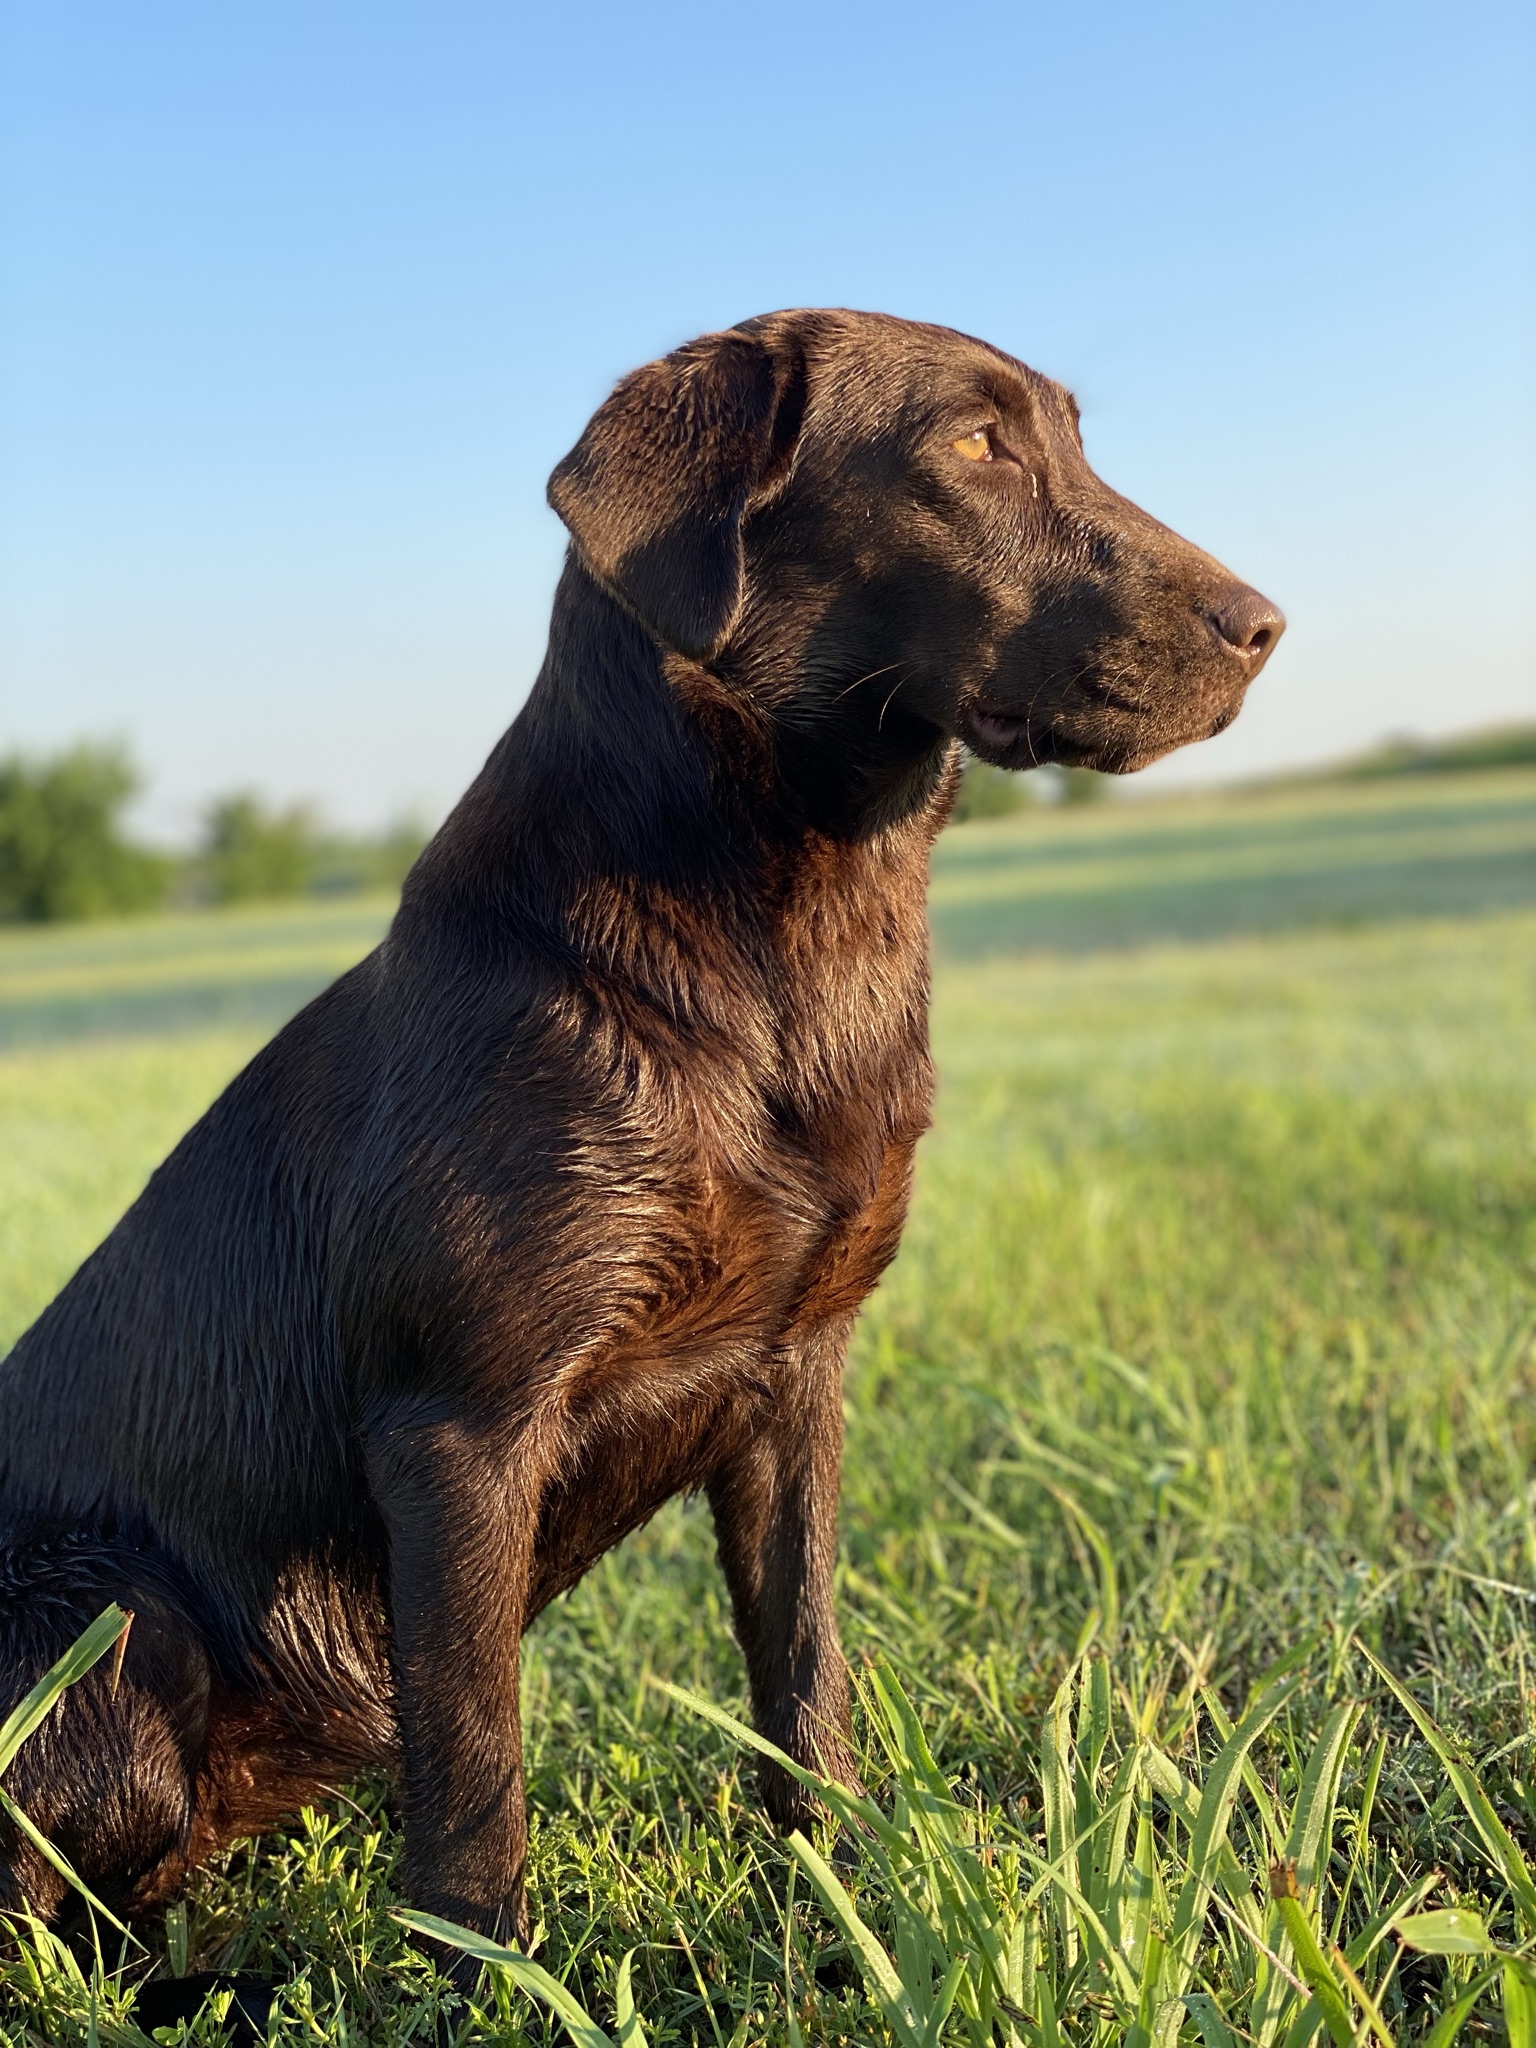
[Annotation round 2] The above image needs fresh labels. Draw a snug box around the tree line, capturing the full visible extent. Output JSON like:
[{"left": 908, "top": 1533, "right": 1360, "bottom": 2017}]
[
  {"left": 0, "top": 743, "right": 427, "bottom": 923},
  {"left": 0, "top": 740, "right": 1116, "bottom": 924},
  {"left": 951, "top": 757, "right": 1107, "bottom": 821}
]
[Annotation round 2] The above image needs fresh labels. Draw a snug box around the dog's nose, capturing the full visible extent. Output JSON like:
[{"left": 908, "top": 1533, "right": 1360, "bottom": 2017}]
[{"left": 1207, "top": 585, "right": 1285, "bottom": 669}]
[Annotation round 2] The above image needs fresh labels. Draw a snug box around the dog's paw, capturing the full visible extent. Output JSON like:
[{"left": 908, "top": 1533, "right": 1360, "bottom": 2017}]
[{"left": 132, "top": 1972, "right": 275, "bottom": 2047}]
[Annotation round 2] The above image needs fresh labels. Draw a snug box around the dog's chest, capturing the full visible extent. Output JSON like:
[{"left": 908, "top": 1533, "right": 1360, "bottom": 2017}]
[
  {"left": 513, "top": 843, "right": 935, "bottom": 1595},
  {"left": 595, "top": 945, "right": 930, "bottom": 1346},
  {"left": 523, "top": 1062, "right": 922, "bottom": 1616},
  {"left": 498, "top": 830, "right": 936, "bottom": 1413}
]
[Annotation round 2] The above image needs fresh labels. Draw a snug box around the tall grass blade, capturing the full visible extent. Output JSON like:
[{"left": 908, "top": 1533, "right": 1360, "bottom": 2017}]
[
  {"left": 657, "top": 1681, "right": 908, "bottom": 1856},
  {"left": 867, "top": 1665, "right": 954, "bottom": 1809},
  {"left": 1168, "top": 1670, "right": 1304, "bottom": 1989},
  {"left": 1283, "top": 1702, "right": 1360, "bottom": 1892},
  {"left": 1125, "top": 1926, "right": 1169, "bottom": 2048},
  {"left": 0, "top": 1605, "right": 131, "bottom": 1774},
  {"left": 1123, "top": 1790, "right": 1157, "bottom": 1976},
  {"left": 1048, "top": 1486, "right": 1120, "bottom": 1644},
  {"left": 0, "top": 1786, "right": 131, "bottom": 1937},
  {"left": 1039, "top": 1662, "right": 1078, "bottom": 1961},
  {"left": 1329, "top": 1949, "right": 1394, "bottom": 2048},
  {"left": 1252, "top": 1702, "right": 1362, "bottom": 2046},
  {"left": 614, "top": 1948, "right": 647, "bottom": 2048},
  {"left": 917, "top": 1953, "right": 966, "bottom": 2048},
  {"left": 783, "top": 1831, "right": 921, "bottom": 2048},
  {"left": 1268, "top": 1882, "right": 1354, "bottom": 2048},
  {"left": 1421, "top": 1965, "right": 1505, "bottom": 2048},
  {"left": 1505, "top": 1961, "right": 1536, "bottom": 2048},
  {"left": 0, "top": 1603, "right": 136, "bottom": 1937},
  {"left": 1185, "top": 1992, "right": 1239, "bottom": 2048},
  {"left": 394, "top": 1911, "right": 618, "bottom": 2048},
  {"left": 1358, "top": 1643, "right": 1536, "bottom": 1933}
]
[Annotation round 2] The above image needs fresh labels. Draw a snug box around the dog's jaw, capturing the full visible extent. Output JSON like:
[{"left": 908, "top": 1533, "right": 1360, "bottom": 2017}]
[{"left": 958, "top": 643, "right": 1261, "bottom": 776}]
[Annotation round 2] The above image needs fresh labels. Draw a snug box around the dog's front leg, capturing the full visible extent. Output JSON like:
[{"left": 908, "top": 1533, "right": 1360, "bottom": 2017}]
[
  {"left": 706, "top": 1320, "right": 858, "bottom": 1832},
  {"left": 365, "top": 1407, "right": 542, "bottom": 1944}
]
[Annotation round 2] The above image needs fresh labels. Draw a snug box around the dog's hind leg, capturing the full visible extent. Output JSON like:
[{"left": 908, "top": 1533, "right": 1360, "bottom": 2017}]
[{"left": 0, "top": 1550, "right": 213, "bottom": 1923}]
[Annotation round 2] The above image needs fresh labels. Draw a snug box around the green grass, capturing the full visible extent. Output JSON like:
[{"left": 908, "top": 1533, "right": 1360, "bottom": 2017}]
[
  {"left": 929, "top": 768, "right": 1536, "bottom": 955},
  {"left": 2, "top": 770, "right": 1535, "bottom": 2043},
  {"left": 0, "top": 894, "right": 395, "bottom": 1053}
]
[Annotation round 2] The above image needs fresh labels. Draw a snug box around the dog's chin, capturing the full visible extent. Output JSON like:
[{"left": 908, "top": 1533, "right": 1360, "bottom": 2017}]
[
  {"left": 960, "top": 702, "right": 1142, "bottom": 774},
  {"left": 961, "top": 686, "right": 1247, "bottom": 776}
]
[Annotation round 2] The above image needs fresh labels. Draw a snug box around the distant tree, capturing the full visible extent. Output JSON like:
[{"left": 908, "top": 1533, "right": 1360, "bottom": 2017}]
[
  {"left": 369, "top": 816, "right": 430, "bottom": 890},
  {"left": 1057, "top": 766, "right": 1109, "bottom": 805},
  {"left": 309, "top": 815, "right": 431, "bottom": 895},
  {"left": 0, "top": 744, "right": 168, "bottom": 922},
  {"left": 951, "top": 757, "right": 1033, "bottom": 823},
  {"left": 202, "top": 793, "right": 319, "bottom": 903},
  {"left": 1343, "top": 722, "right": 1536, "bottom": 779}
]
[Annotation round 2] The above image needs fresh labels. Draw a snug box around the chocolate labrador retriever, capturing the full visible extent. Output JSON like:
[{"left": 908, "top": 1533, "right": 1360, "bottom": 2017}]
[{"left": 0, "top": 310, "right": 1281, "bottom": 1944}]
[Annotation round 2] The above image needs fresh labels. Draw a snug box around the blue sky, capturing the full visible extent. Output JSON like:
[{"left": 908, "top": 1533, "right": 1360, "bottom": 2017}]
[{"left": 3, "top": 0, "right": 1532, "bottom": 838}]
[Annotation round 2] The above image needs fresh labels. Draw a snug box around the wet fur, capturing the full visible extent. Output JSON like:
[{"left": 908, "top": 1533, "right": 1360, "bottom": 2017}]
[{"left": 0, "top": 310, "right": 1278, "bottom": 1937}]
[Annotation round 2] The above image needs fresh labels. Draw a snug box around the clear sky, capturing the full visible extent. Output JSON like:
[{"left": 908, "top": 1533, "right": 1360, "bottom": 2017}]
[{"left": 3, "top": 0, "right": 1532, "bottom": 840}]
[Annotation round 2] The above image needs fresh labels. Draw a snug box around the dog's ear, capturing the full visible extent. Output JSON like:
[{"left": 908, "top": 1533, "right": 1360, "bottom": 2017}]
[{"left": 547, "top": 328, "right": 806, "bottom": 660}]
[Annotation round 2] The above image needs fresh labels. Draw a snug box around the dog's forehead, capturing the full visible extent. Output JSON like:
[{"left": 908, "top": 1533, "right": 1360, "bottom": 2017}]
[{"left": 753, "top": 309, "right": 1076, "bottom": 437}]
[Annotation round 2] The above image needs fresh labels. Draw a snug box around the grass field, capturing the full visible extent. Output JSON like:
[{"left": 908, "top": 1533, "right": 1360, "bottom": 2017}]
[{"left": 2, "top": 769, "right": 1535, "bottom": 2045}]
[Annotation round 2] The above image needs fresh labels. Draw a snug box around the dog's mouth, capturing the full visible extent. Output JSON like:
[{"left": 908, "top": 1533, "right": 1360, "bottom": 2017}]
[
  {"left": 962, "top": 669, "right": 1154, "bottom": 765},
  {"left": 962, "top": 669, "right": 1248, "bottom": 776},
  {"left": 964, "top": 707, "right": 1037, "bottom": 760}
]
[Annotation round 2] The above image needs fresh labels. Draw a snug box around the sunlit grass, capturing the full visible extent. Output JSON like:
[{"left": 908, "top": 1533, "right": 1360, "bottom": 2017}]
[
  {"left": 1, "top": 775, "right": 1534, "bottom": 2041},
  {"left": 0, "top": 895, "right": 393, "bottom": 1053}
]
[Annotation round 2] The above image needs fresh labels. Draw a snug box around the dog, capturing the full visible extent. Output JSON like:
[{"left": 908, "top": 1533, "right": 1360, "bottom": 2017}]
[{"left": 0, "top": 310, "right": 1282, "bottom": 1949}]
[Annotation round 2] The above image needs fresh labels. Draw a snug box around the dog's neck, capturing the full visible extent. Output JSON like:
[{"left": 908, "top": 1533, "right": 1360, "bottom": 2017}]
[{"left": 411, "top": 559, "right": 955, "bottom": 944}]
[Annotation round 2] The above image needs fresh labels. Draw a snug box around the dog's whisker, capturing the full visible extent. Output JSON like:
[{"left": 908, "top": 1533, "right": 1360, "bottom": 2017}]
[
  {"left": 877, "top": 674, "right": 912, "bottom": 731},
  {"left": 831, "top": 662, "right": 904, "bottom": 706}
]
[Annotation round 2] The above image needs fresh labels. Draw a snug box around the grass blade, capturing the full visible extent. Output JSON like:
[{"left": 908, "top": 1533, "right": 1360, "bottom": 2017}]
[
  {"left": 1283, "top": 1702, "right": 1361, "bottom": 1893},
  {"left": 1421, "top": 1965, "right": 1504, "bottom": 2048},
  {"left": 1358, "top": 1642, "right": 1536, "bottom": 1934},
  {"left": 1168, "top": 1670, "right": 1304, "bottom": 1988},
  {"left": 1329, "top": 1949, "right": 1394, "bottom": 2048},
  {"left": 0, "top": 1785, "right": 130, "bottom": 1936},
  {"left": 614, "top": 1948, "right": 647, "bottom": 2048},
  {"left": 866, "top": 1666, "right": 954, "bottom": 1811},
  {"left": 1186, "top": 1991, "right": 1239, "bottom": 2048},
  {"left": 784, "top": 1831, "right": 921, "bottom": 2048},
  {"left": 1048, "top": 1486, "right": 1119, "bottom": 1644},
  {"left": 1268, "top": 1878, "right": 1355, "bottom": 2048},
  {"left": 0, "top": 1605, "right": 131, "bottom": 1775},
  {"left": 1125, "top": 1926, "right": 1169, "bottom": 2048},
  {"left": 1506, "top": 1961, "right": 1536, "bottom": 2048},
  {"left": 917, "top": 1952, "right": 966, "bottom": 2048},
  {"left": 394, "top": 1910, "right": 616, "bottom": 2048},
  {"left": 657, "top": 1680, "right": 909, "bottom": 1856},
  {"left": 1252, "top": 1703, "right": 1364, "bottom": 2047},
  {"left": 1040, "top": 1661, "right": 1078, "bottom": 1960}
]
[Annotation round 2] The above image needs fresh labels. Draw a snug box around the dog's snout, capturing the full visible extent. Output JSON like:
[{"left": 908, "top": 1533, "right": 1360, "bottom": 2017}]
[{"left": 1206, "top": 585, "right": 1285, "bottom": 669}]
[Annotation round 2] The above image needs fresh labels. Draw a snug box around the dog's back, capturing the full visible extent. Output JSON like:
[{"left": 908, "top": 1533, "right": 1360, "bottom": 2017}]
[{"left": 2, "top": 961, "right": 381, "bottom": 1567}]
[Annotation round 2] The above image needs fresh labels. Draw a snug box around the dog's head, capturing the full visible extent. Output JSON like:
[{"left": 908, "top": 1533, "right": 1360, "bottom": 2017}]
[{"left": 549, "top": 310, "right": 1283, "bottom": 782}]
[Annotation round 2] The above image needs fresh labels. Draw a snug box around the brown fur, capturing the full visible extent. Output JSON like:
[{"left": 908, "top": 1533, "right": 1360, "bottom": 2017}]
[{"left": 0, "top": 310, "right": 1281, "bottom": 1943}]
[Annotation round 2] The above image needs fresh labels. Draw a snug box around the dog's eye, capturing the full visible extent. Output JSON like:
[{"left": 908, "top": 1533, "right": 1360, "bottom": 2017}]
[{"left": 952, "top": 428, "right": 994, "bottom": 463}]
